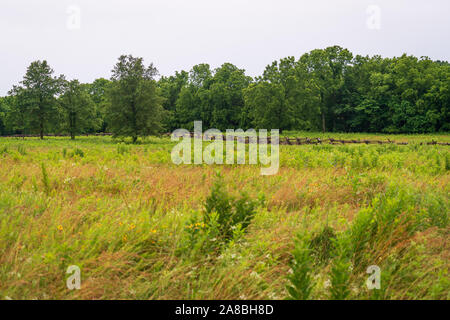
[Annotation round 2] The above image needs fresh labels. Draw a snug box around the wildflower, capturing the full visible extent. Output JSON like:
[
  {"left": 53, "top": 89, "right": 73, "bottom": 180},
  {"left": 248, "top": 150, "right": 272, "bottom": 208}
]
[
  {"left": 119, "top": 222, "right": 123, "bottom": 226},
  {"left": 129, "top": 223, "right": 136, "bottom": 231},
  {"left": 57, "top": 225, "right": 63, "bottom": 231},
  {"left": 122, "top": 235, "right": 128, "bottom": 242}
]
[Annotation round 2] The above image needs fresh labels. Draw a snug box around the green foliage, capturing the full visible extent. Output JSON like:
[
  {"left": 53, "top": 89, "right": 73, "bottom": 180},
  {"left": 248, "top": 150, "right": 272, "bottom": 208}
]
[
  {"left": 1, "top": 48, "right": 449, "bottom": 136},
  {"left": 117, "top": 144, "right": 129, "bottom": 155},
  {"left": 8, "top": 60, "right": 63, "bottom": 139},
  {"left": 309, "top": 226, "right": 337, "bottom": 265},
  {"left": 204, "top": 173, "right": 257, "bottom": 241},
  {"left": 59, "top": 80, "right": 100, "bottom": 139},
  {"left": 73, "top": 148, "right": 84, "bottom": 158},
  {"left": 16, "top": 144, "right": 26, "bottom": 155},
  {"left": 177, "top": 173, "right": 258, "bottom": 258},
  {"left": 0, "top": 145, "right": 8, "bottom": 155},
  {"left": 41, "top": 163, "right": 50, "bottom": 195},
  {"left": 107, "top": 55, "right": 166, "bottom": 143},
  {"left": 0, "top": 136, "right": 448, "bottom": 300},
  {"left": 329, "top": 236, "right": 352, "bottom": 300},
  {"left": 87, "top": 78, "right": 112, "bottom": 132},
  {"left": 286, "top": 232, "right": 314, "bottom": 300}
]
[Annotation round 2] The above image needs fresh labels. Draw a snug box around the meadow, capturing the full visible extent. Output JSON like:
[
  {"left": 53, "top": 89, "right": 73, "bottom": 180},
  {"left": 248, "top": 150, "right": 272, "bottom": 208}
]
[{"left": 0, "top": 133, "right": 448, "bottom": 300}]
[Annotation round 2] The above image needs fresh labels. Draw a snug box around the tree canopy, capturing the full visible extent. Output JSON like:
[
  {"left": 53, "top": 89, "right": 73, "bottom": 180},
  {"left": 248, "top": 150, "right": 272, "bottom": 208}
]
[
  {"left": 1, "top": 48, "right": 449, "bottom": 139},
  {"left": 59, "top": 79, "right": 100, "bottom": 139},
  {"left": 8, "top": 60, "right": 63, "bottom": 139},
  {"left": 107, "top": 55, "right": 165, "bottom": 142}
]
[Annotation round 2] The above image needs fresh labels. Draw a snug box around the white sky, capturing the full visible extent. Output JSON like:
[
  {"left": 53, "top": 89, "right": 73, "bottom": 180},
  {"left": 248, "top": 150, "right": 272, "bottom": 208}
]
[{"left": 1, "top": 0, "right": 449, "bottom": 95}]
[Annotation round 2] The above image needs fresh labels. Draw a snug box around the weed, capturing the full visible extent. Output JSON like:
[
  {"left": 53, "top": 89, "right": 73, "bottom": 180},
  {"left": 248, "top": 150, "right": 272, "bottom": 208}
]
[
  {"left": 309, "top": 226, "right": 337, "bottom": 265},
  {"left": 41, "top": 163, "right": 50, "bottom": 195},
  {"left": 286, "top": 232, "right": 314, "bottom": 300}
]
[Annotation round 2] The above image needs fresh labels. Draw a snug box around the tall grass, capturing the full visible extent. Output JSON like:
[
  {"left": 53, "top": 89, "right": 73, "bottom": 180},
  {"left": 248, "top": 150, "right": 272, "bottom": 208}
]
[{"left": 0, "top": 135, "right": 448, "bottom": 300}]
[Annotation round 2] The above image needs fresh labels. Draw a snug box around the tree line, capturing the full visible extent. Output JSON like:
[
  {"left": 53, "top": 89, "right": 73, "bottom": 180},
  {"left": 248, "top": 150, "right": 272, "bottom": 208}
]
[{"left": 0, "top": 46, "right": 448, "bottom": 140}]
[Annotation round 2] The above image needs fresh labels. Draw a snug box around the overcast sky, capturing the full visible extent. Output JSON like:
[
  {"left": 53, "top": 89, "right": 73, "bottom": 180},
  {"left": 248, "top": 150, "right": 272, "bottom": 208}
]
[{"left": 1, "top": 0, "right": 449, "bottom": 95}]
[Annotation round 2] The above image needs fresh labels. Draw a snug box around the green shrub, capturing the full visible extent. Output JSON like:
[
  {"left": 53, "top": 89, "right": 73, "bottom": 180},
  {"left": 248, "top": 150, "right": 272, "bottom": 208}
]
[
  {"left": 329, "top": 236, "right": 352, "bottom": 300},
  {"left": 0, "top": 146, "right": 8, "bottom": 155},
  {"left": 41, "top": 163, "right": 50, "bottom": 195},
  {"left": 179, "top": 173, "right": 257, "bottom": 257},
  {"left": 16, "top": 145, "right": 26, "bottom": 155},
  {"left": 286, "top": 232, "right": 314, "bottom": 300},
  {"left": 204, "top": 173, "right": 257, "bottom": 241},
  {"left": 309, "top": 225, "right": 336, "bottom": 265},
  {"left": 117, "top": 144, "right": 129, "bottom": 155},
  {"left": 73, "top": 148, "right": 84, "bottom": 157}
]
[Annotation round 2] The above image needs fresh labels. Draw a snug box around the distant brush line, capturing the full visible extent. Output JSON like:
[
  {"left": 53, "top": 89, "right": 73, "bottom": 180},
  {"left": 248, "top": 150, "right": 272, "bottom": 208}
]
[
  {"left": 1, "top": 132, "right": 449, "bottom": 146},
  {"left": 0, "top": 133, "right": 113, "bottom": 138},
  {"left": 164, "top": 132, "right": 450, "bottom": 146}
]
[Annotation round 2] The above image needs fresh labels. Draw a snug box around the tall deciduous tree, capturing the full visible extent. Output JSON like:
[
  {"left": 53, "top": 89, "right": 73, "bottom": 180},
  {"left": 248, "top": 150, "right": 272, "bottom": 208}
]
[
  {"left": 175, "top": 64, "right": 213, "bottom": 130},
  {"left": 9, "top": 60, "right": 62, "bottom": 139},
  {"left": 59, "top": 79, "right": 99, "bottom": 139},
  {"left": 299, "top": 46, "right": 353, "bottom": 132},
  {"left": 108, "top": 55, "right": 165, "bottom": 143},
  {"left": 244, "top": 82, "right": 287, "bottom": 130},
  {"left": 87, "top": 78, "right": 112, "bottom": 132},
  {"left": 158, "top": 70, "right": 189, "bottom": 130}
]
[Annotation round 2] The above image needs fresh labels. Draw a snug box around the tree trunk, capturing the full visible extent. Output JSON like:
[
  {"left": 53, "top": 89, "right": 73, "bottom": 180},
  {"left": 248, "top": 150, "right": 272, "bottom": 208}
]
[
  {"left": 40, "top": 119, "right": 44, "bottom": 140},
  {"left": 131, "top": 98, "right": 138, "bottom": 144},
  {"left": 39, "top": 97, "right": 44, "bottom": 139},
  {"left": 322, "top": 112, "right": 326, "bottom": 133},
  {"left": 320, "top": 92, "right": 326, "bottom": 133},
  {"left": 71, "top": 112, "right": 76, "bottom": 140}
]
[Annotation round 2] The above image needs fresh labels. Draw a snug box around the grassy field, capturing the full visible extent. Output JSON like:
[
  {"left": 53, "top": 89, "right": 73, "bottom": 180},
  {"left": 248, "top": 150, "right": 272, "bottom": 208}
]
[{"left": 0, "top": 133, "right": 449, "bottom": 300}]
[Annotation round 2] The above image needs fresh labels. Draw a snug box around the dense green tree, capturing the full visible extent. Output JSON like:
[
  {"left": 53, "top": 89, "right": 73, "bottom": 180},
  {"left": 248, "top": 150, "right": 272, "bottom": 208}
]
[
  {"left": 174, "top": 63, "right": 251, "bottom": 131},
  {"left": 8, "top": 60, "right": 63, "bottom": 139},
  {"left": 0, "top": 98, "right": 6, "bottom": 135},
  {"left": 210, "top": 63, "right": 252, "bottom": 130},
  {"left": 87, "top": 78, "right": 112, "bottom": 132},
  {"left": 107, "top": 55, "right": 165, "bottom": 142},
  {"left": 257, "top": 57, "right": 321, "bottom": 131},
  {"left": 299, "top": 46, "right": 353, "bottom": 132},
  {"left": 59, "top": 79, "right": 100, "bottom": 139},
  {"left": 158, "top": 70, "right": 189, "bottom": 130},
  {"left": 244, "top": 82, "right": 287, "bottom": 130},
  {"left": 1, "top": 48, "right": 448, "bottom": 136},
  {"left": 175, "top": 64, "right": 213, "bottom": 130}
]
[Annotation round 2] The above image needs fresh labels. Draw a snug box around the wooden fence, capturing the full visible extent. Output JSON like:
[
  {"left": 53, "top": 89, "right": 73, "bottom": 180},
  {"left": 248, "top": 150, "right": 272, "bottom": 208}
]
[
  {"left": 1, "top": 132, "right": 449, "bottom": 146},
  {"left": 168, "top": 132, "right": 450, "bottom": 146},
  {"left": 0, "top": 133, "right": 113, "bottom": 139}
]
